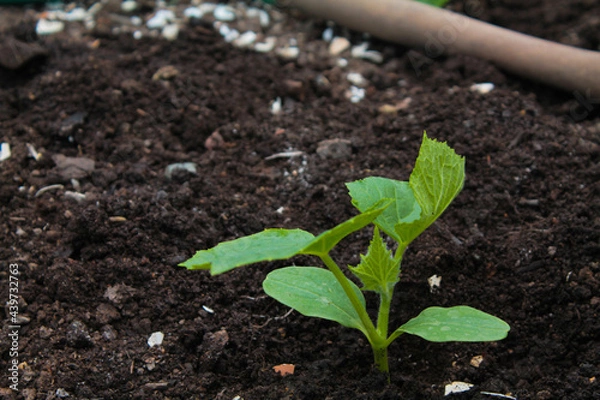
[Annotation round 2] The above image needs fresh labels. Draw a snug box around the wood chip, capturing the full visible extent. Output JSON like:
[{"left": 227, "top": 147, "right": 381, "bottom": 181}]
[{"left": 273, "top": 363, "right": 295, "bottom": 376}]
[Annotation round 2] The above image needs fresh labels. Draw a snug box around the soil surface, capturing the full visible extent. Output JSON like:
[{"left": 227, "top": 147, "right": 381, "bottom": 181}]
[{"left": 1, "top": 1, "right": 600, "bottom": 399}]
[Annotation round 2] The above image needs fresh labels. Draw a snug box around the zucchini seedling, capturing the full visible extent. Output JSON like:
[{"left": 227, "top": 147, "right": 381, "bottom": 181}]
[{"left": 180, "top": 133, "right": 509, "bottom": 376}]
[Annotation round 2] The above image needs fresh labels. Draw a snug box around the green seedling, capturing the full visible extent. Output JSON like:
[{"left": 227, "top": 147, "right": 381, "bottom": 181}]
[{"left": 180, "top": 133, "right": 509, "bottom": 376}]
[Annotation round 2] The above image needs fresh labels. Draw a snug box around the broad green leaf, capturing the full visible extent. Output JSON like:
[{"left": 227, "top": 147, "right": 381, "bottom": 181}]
[
  {"left": 396, "top": 306, "right": 510, "bottom": 342},
  {"left": 300, "top": 199, "right": 391, "bottom": 256},
  {"left": 263, "top": 267, "right": 368, "bottom": 335},
  {"left": 346, "top": 177, "right": 421, "bottom": 243},
  {"left": 349, "top": 227, "right": 399, "bottom": 296},
  {"left": 179, "top": 229, "right": 315, "bottom": 275}
]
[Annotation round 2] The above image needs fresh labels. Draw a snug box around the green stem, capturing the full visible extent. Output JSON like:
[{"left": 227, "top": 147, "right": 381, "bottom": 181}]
[
  {"left": 320, "top": 254, "right": 390, "bottom": 375},
  {"left": 376, "top": 291, "right": 392, "bottom": 338}
]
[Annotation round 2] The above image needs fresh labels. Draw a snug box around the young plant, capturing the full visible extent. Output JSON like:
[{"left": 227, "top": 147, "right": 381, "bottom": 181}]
[{"left": 180, "top": 133, "right": 510, "bottom": 376}]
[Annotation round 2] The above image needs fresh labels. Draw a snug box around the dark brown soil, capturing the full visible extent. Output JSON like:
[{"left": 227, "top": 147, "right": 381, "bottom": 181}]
[{"left": 1, "top": 1, "right": 600, "bottom": 399}]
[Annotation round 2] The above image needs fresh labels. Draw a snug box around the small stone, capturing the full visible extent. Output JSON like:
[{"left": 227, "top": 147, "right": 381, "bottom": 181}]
[
  {"left": 444, "top": 381, "right": 474, "bottom": 395},
  {"left": 233, "top": 31, "right": 257, "bottom": 48},
  {"left": 322, "top": 27, "right": 334, "bottom": 42},
  {"left": 66, "top": 320, "right": 93, "bottom": 348},
  {"left": 470, "top": 82, "right": 495, "bottom": 94},
  {"left": 347, "top": 86, "right": 365, "bottom": 103},
  {"left": 254, "top": 36, "right": 276, "bottom": 53},
  {"left": 121, "top": 0, "right": 138, "bottom": 13},
  {"left": 62, "top": 7, "right": 88, "bottom": 22},
  {"left": 152, "top": 65, "right": 179, "bottom": 81},
  {"left": 213, "top": 4, "right": 236, "bottom": 21},
  {"left": 351, "top": 42, "right": 383, "bottom": 63},
  {"left": 470, "top": 355, "right": 484, "bottom": 368},
  {"left": 36, "top": 19, "right": 65, "bottom": 36},
  {"left": 205, "top": 131, "right": 224, "bottom": 150},
  {"left": 0, "top": 142, "right": 11, "bottom": 161},
  {"left": 59, "top": 111, "right": 87, "bottom": 136},
  {"left": 270, "top": 97, "right": 282, "bottom": 115},
  {"left": 55, "top": 388, "right": 70, "bottom": 398},
  {"left": 329, "top": 37, "right": 350, "bottom": 55},
  {"left": 147, "top": 10, "right": 175, "bottom": 30},
  {"left": 346, "top": 72, "right": 367, "bottom": 87},
  {"left": 52, "top": 154, "right": 95, "bottom": 180},
  {"left": 161, "top": 24, "right": 179, "bottom": 41},
  {"left": 64, "top": 191, "right": 87, "bottom": 203},
  {"left": 427, "top": 274, "right": 441, "bottom": 293},
  {"left": 184, "top": 6, "right": 204, "bottom": 19},
  {"left": 164, "top": 162, "right": 198, "bottom": 179},
  {"left": 276, "top": 46, "right": 300, "bottom": 60},
  {"left": 148, "top": 331, "right": 164, "bottom": 347},
  {"left": 316, "top": 138, "right": 352, "bottom": 160},
  {"left": 101, "top": 325, "right": 118, "bottom": 341},
  {"left": 39, "top": 326, "right": 54, "bottom": 339}
]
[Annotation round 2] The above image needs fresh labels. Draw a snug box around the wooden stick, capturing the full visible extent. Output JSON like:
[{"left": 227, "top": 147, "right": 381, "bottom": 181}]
[{"left": 286, "top": 0, "right": 600, "bottom": 99}]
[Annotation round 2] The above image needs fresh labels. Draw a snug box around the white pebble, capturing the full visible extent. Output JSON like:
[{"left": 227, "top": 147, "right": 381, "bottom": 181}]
[
  {"left": 121, "top": 0, "right": 138, "bottom": 12},
  {"left": 162, "top": 24, "right": 179, "bottom": 41},
  {"left": 351, "top": 42, "right": 383, "bottom": 64},
  {"left": 202, "top": 305, "right": 215, "bottom": 314},
  {"left": 147, "top": 331, "right": 164, "bottom": 347},
  {"left": 346, "top": 72, "right": 367, "bottom": 87},
  {"left": 322, "top": 27, "right": 334, "bottom": 42},
  {"left": 147, "top": 9, "right": 175, "bottom": 30},
  {"left": 276, "top": 46, "right": 300, "bottom": 60},
  {"left": 223, "top": 28, "right": 240, "bottom": 43},
  {"left": 270, "top": 97, "right": 282, "bottom": 115},
  {"left": 233, "top": 31, "right": 257, "bottom": 48},
  {"left": 254, "top": 36, "right": 276, "bottom": 53},
  {"left": 336, "top": 58, "right": 348, "bottom": 68},
  {"left": 133, "top": 30, "right": 143, "bottom": 40},
  {"left": 258, "top": 9, "right": 270, "bottom": 27},
  {"left": 0, "top": 142, "right": 11, "bottom": 161},
  {"left": 470, "top": 82, "right": 495, "bottom": 94},
  {"left": 198, "top": 2, "right": 217, "bottom": 14},
  {"left": 130, "top": 16, "right": 142, "bottom": 26},
  {"left": 62, "top": 7, "right": 88, "bottom": 21},
  {"left": 444, "top": 381, "right": 474, "bottom": 396},
  {"left": 36, "top": 19, "right": 65, "bottom": 36},
  {"left": 183, "top": 6, "right": 204, "bottom": 19},
  {"left": 213, "top": 4, "right": 236, "bottom": 21},
  {"left": 349, "top": 86, "right": 365, "bottom": 103},
  {"left": 329, "top": 36, "right": 350, "bottom": 56},
  {"left": 427, "top": 274, "right": 442, "bottom": 292}
]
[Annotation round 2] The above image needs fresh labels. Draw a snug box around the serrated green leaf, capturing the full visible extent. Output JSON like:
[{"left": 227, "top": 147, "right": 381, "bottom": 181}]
[
  {"left": 300, "top": 199, "right": 391, "bottom": 256},
  {"left": 179, "top": 229, "right": 315, "bottom": 275},
  {"left": 346, "top": 177, "right": 421, "bottom": 243},
  {"left": 394, "top": 133, "right": 465, "bottom": 245},
  {"left": 349, "top": 227, "right": 399, "bottom": 296},
  {"left": 263, "top": 267, "right": 368, "bottom": 334},
  {"left": 396, "top": 306, "right": 510, "bottom": 342}
]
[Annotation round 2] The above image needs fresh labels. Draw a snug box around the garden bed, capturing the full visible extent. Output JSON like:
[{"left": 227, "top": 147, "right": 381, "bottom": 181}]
[{"left": 1, "top": 0, "right": 599, "bottom": 398}]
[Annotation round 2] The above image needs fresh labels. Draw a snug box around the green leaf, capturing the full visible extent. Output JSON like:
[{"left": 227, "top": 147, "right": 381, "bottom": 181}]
[
  {"left": 300, "top": 199, "right": 391, "bottom": 256},
  {"left": 263, "top": 267, "right": 368, "bottom": 335},
  {"left": 416, "top": 0, "right": 449, "bottom": 7},
  {"left": 180, "top": 200, "right": 391, "bottom": 275},
  {"left": 396, "top": 306, "right": 510, "bottom": 342},
  {"left": 179, "top": 229, "right": 315, "bottom": 275},
  {"left": 349, "top": 227, "right": 399, "bottom": 296},
  {"left": 394, "top": 133, "right": 465, "bottom": 245},
  {"left": 346, "top": 177, "right": 421, "bottom": 243}
]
